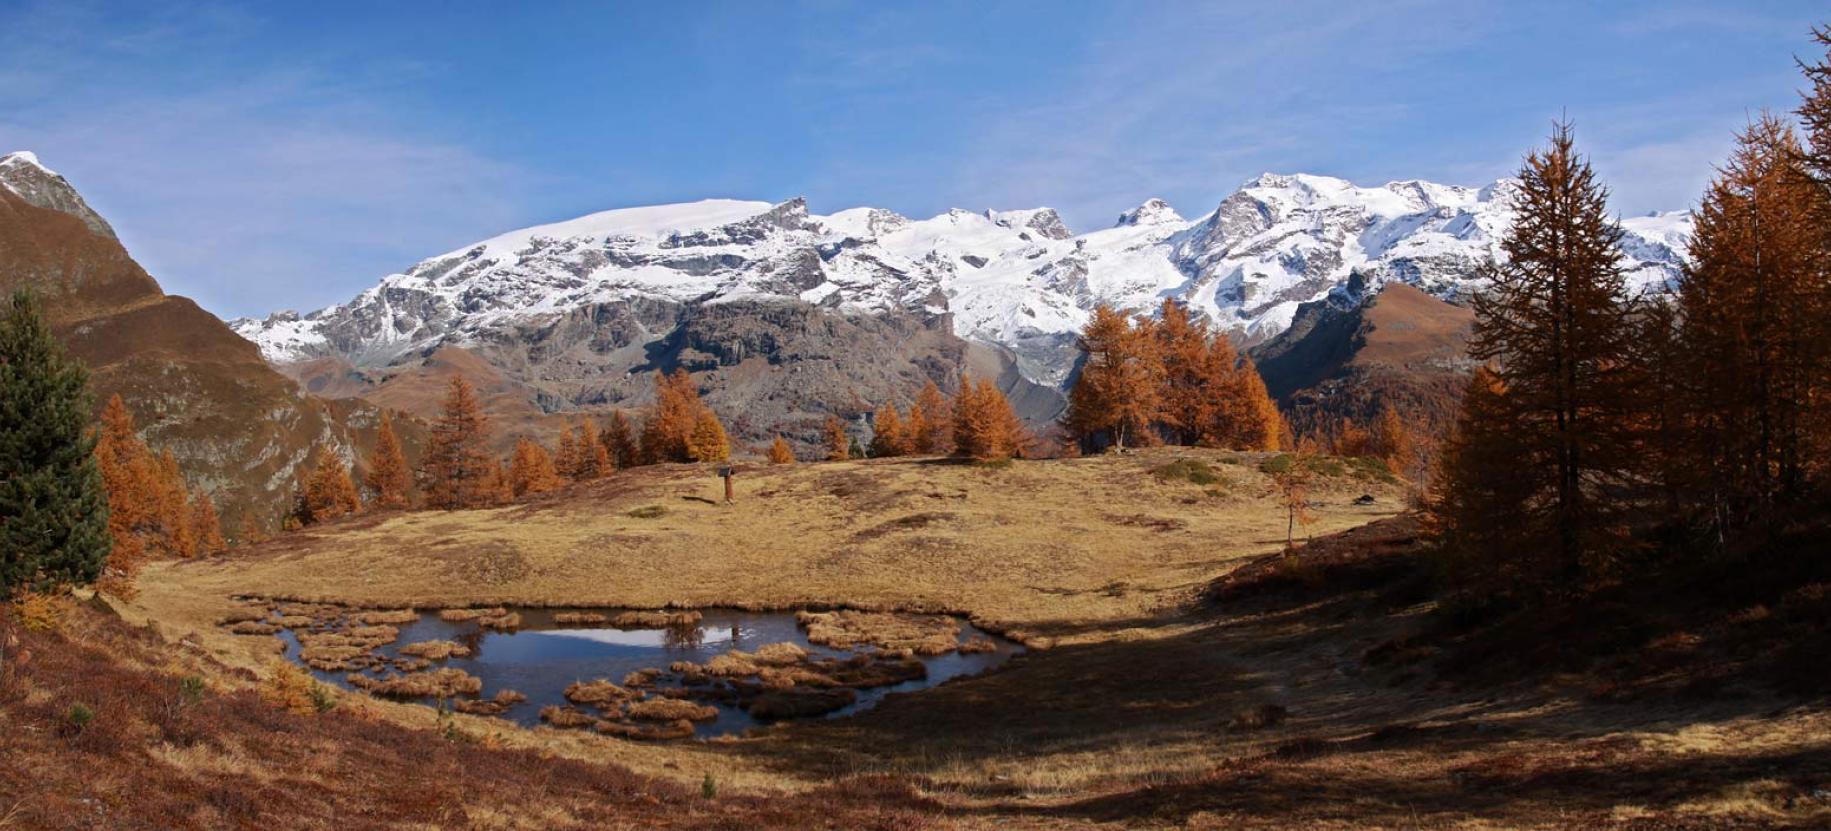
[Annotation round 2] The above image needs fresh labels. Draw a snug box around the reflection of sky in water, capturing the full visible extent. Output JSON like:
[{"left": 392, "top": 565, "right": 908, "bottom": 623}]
[{"left": 280, "top": 607, "right": 1020, "bottom": 739}]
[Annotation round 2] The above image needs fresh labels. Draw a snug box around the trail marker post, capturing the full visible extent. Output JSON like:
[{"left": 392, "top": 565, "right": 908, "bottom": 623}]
[{"left": 718, "top": 465, "right": 734, "bottom": 503}]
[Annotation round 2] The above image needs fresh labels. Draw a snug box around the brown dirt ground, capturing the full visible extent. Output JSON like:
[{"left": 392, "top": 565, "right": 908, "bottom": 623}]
[{"left": 104, "top": 449, "right": 1831, "bottom": 829}]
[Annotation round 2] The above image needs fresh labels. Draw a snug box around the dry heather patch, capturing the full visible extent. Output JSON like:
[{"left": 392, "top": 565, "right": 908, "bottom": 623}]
[
  {"left": 478, "top": 612, "right": 521, "bottom": 630},
  {"left": 612, "top": 610, "right": 702, "bottom": 628},
  {"left": 354, "top": 609, "right": 418, "bottom": 625},
  {"left": 748, "top": 688, "right": 857, "bottom": 719},
  {"left": 554, "top": 611, "right": 608, "bottom": 624},
  {"left": 958, "top": 635, "right": 997, "bottom": 654},
  {"left": 228, "top": 621, "right": 279, "bottom": 635},
  {"left": 595, "top": 718, "right": 697, "bottom": 741},
  {"left": 298, "top": 643, "right": 368, "bottom": 671},
  {"left": 753, "top": 642, "right": 808, "bottom": 665},
  {"left": 347, "top": 667, "right": 482, "bottom": 699},
  {"left": 454, "top": 689, "right": 527, "bottom": 716},
  {"left": 439, "top": 607, "right": 507, "bottom": 622},
  {"left": 627, "top": 698, "right": 719, "bottom": 722},
  {"left": 539, "top": 705, "right": 597, "bottom": 728},
  {"left": 398, "top": 640, "right": 470, "bottom": 660},
  {"left": 624, "top": 668, "right": 663, "bottom": 687},
  {"left": 797, "top": 610, "right": 962, "bottom": 655},
  {"left": 565, "top": 679, "right": 636, "bottom": 706},
  {"left": 262, "top": 662, "right": 332, "bottom": 715},
  {"left": 216, "top": 605, "right": 270, "bottom": 625},
  {"left": 346, "top": 624, "right": 399, "bottom": 644}
]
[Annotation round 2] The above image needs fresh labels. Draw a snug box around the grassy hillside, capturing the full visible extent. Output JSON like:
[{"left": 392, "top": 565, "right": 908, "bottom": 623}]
[{"left": 75, "top": 450, "right": 1830, "bottom": 829}]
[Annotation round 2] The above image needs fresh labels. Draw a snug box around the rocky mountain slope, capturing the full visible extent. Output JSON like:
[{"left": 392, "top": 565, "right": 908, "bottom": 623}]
[
  {"left": 1252, "top": 280, "right": 1476, "bottom": 443},
  {"left": 233, "top": 174, "right": 1691, "bottom": 389},
  {"left": 226, "top": 175, "right": 1688, "bottom": 450},
  {"left": 0, "top": 151, "right": 408, "bottom": 532}
]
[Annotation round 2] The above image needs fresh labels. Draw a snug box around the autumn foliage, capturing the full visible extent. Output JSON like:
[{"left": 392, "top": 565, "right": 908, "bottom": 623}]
[
  {"left": 302, "top": 445, "right": 361, "bottom": 523},
  {"left": 364, "top": 412, "right": 411, "bottom": 509},
  {"left": 767, "top": 435, "right": 796, "bottom": 464},
  {"left": 1432, "top": 42, "right": 1831, "bottom": 604},
  {"left": 952, "top": 375, "right": 1028, "bottom": 461},
  {"left": 868, "top": 403, "right": 910, "bottom": 458},
  {"left": 1064, "top": 299, "right": 1283, "bottom": 453},
  {"left": 641, "top": 370, "right": 708, "bottom": 464},
  {"left": 91, "top": 396, "right": 224, "bottom": 596},
  {"left": 420, "top": 377, "right": 493, "bottom": 510},
  {"left": 909, "top": 381, "right": 951, "bottom": 454},
  {"left": 822, "top": 416, "right": 851, "bottom": 462},
  {"left": 508, "top": 437, "right": 563, "bottom": 497}
]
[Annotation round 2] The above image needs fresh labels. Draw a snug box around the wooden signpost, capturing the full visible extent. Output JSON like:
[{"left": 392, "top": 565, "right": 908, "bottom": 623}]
[{"left": 718, "top": 465, "right": 734, "bottom": 503}]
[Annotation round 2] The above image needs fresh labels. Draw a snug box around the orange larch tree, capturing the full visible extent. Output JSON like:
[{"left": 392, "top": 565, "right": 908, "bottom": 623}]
[
  {"left": 822, "top": 415, "right": 851, "bottom": 462},
  {"left": 93, "top": 395, "right": 159, "bottom": 596},
  {"left": 604, "top": 411, "right": 639, "bottom": 469},
  {"left": 420, "top": 377, "right": 493, "bottom": 509},
  {"left": 1153, "top": 299, "right": 1221, "bottom": 445},
  {"left": 869, "top": 403, "right": 909, "bottom": 457},
  {"left": 554, "top": 424, "right": 582, "bottom": 479},
  {"left": 189, "top": 488, "right": 227, "bottom": 556},
  {"left": 576, "top": 420, "right": 610, "bottom": 480},
  {"left": 641, "top": 370, "right": 702, "bottom": 464},
  {"left": 303, "top": 445, "right": 362, "bottom": 522},
  {"left": 767, "top": 435, "right": 796, "bottom": 464},
  {"left": 1453, "top": 123, "right": 1640, "bottom": 589},
  {"left": 1064, "top": 304, "right": 1163, "bottom": 451},
  {"left": 154, "top": 449, "right": 196, "bottom": 558},
  {"left": 909, "top": 380, "right": 951, "bottom": 454},
  {"left": 364, "top": 412, "right": 412, "bottom": 509},
  {"left": 1675, "top": 114, "right": 1828, "bottom": 536},
  {"left": 687, "top": 409, "right": 731, "bottom": 463},
  {"left": 953, "top": 375, "right": 1027, "bottom": 461},
  {"left": 508, "top": 437, "right": 563, "bottom": 497}
]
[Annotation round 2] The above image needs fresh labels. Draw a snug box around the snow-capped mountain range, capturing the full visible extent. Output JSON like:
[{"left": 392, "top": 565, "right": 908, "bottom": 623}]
[{"left": 231, "top": 173, "right": 1692, "bottom": 388}]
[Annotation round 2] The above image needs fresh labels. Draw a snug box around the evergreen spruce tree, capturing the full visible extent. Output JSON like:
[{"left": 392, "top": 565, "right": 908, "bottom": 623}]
[{"left": 0, "top": 290, "right": 110, "bottom": 593}]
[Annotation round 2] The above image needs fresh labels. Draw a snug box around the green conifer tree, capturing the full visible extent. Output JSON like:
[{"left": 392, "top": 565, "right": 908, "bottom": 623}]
[{"left": 0, "top": 290, "right": 111, "bottom": 592}]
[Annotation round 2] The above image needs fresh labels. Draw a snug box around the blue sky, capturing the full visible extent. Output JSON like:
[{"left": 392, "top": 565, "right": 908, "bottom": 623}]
[{"left": 0, "top": 1, "right": 1824, "bottom": 318}]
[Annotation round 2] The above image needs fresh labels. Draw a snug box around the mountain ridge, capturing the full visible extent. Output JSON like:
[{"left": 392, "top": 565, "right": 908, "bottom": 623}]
[{"left": 227, "top": 171, "right": 1692, "bottom": 393}]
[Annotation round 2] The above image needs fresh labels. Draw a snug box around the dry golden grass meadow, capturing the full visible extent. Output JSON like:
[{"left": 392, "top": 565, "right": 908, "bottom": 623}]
[{"left": 101, "top": 448, "right": 1831, "bottom": 829}]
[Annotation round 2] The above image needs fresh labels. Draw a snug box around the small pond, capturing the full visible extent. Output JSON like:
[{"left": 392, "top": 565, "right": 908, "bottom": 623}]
[{"left": 249, "top": 604, "right": 1021, "bottom": 740}]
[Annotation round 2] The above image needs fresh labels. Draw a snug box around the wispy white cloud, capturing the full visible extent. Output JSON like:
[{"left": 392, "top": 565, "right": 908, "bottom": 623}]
[
  {"left": 935, "top": 1, "right": 1495, "bottom": 229},
  {"left": 0, "top": 1, "right": 534, "bottom": 318}
]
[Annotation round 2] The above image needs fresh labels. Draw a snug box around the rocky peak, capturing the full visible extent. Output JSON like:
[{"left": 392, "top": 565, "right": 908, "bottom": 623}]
[
  {"left": 0, "top": 151, "right": 117, "bottom": 240},
  {"left": 1114, "top": 198, "right": 1182, "bottom": 227},
  {"left": 986, "top": 207, "right": 1072, "bottom": 240}
]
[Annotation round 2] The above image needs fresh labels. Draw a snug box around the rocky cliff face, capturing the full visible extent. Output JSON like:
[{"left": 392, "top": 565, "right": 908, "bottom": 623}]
[
  {"left": 0, "top": 151, "right": 407, "bottom": 532},
  {"left": 1251, "top": 281, "right": 1477, "bottom": 442}
]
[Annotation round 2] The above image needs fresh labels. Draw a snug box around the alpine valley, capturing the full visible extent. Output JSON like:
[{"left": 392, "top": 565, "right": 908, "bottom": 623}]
[
  {"left": 6, "top": 145, "right": 1694, "bottom": 469},
  {"left": 227, "top": 173, "right": 1692, "bottom": 449}
]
